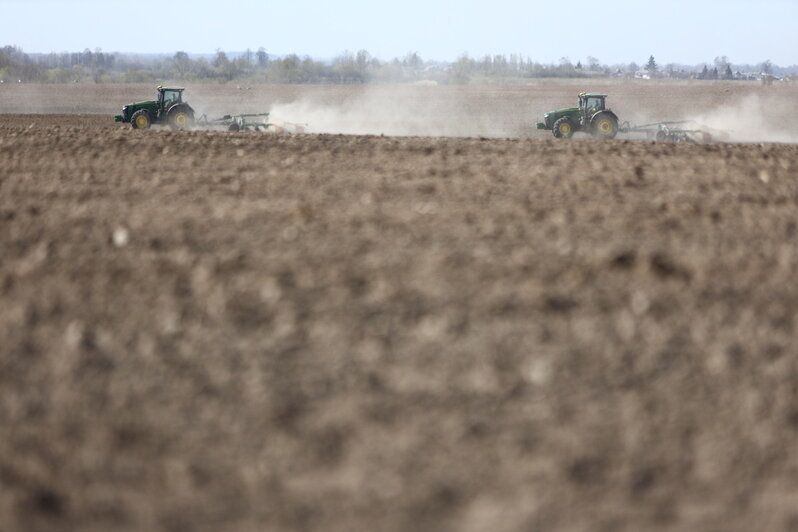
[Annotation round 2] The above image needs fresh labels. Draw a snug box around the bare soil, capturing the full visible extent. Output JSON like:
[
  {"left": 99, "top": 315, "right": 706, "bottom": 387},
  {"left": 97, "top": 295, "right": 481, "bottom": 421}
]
[{"left": 2, "top": 84, "right": 798, "bottom": 532}]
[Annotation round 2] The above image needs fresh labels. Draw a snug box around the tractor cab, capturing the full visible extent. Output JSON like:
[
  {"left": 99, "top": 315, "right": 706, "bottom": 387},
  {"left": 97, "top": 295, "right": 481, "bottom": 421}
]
[
  {"left": 157, "top": 87, "right": 184, "bottom": 116},
  {"left": 579, "top": 93, "right": 606, "bottom": 117}
]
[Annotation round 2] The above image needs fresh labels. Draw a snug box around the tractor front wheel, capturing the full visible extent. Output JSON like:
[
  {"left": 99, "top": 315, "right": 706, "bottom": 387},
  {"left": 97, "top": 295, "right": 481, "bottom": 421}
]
[
  {"left": 168, "top": 107, "right": 195, "bottom": 130},
  {"left": 592, "top": 113, "right": 618, "bottom": 140},
  {"left": 130, "top": 109, "right": 152, "bottom": 129},
  {"left": 552, "top": 117, "right": 575, "bottom": 139}
]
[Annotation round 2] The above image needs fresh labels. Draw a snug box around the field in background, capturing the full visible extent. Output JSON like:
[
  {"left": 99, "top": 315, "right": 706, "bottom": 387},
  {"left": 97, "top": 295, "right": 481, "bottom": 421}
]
[
  {"left": 1, "top": 81, "right": 797, "bottom": 140},
  {"left": 2, "top": 83, "right": 798, "bottom": 531}
]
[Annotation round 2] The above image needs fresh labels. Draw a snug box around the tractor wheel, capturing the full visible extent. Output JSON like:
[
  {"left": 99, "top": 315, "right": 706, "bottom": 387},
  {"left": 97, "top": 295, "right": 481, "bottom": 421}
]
[
  {"left": 592, "top": 113, "right": 619, "bottom": 140},
  {"left": 552, "top": 117, "right": 575, "bottom": 139},
  {"left": 228, "top": 123, "right": 240, "bottom": 132},
  {"left": 168, "top": 106, "right": 194, "bottom": 130},
  {"left": 130, "top": 109, "right": 152, "bottom": 129}
]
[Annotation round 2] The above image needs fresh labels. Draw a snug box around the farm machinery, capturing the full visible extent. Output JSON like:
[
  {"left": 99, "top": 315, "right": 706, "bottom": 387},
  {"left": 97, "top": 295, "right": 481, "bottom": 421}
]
[
  {"left": 114, "top": 86, "right": 307, "bottom": 133},
  {"left": 616, "top": 121, "right": 723, "bottom": 142},
  {"left": 115, "top": 86, "right": 195, "bottom": 129},
  {"left": 195, "top": 113, "right": 307, "bottom": 133},
  {"left": 536, "top": 93, "right": 724, "bottom": 142},
  {"left": 536, "top": 93, "right": 620, "bottom": 139}
]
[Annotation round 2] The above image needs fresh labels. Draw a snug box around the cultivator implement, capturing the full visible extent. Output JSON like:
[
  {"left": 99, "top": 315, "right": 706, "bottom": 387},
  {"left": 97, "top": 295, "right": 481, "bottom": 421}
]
[
  {"left": 195, "top": 112, "right": 307, "bottom": 133},
  {"left": 618, "top": 121, "right": 724, "bottom": 143}
]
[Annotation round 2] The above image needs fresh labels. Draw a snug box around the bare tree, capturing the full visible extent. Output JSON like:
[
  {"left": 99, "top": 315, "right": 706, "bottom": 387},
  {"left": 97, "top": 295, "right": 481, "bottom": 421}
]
[
  {"left": 256, "top": 48, "right": 268, "bottom": 68},
  {"left": 172, "top": 51, "right": 192, "bottom": 79},
  {"left": 356, "top": 49, "right": 371, "bottom": 71},
  {"left": 403, "top": 52, "right": 422, "bottom": 69}
]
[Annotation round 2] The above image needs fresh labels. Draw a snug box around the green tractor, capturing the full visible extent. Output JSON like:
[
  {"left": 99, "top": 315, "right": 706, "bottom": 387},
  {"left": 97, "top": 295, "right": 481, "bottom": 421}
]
[
  {"left": 114, "top": 86, "right": 195, "bottom": 130},
  {"left": 536, "top": 93, "right": 619, "bottom": 139}
]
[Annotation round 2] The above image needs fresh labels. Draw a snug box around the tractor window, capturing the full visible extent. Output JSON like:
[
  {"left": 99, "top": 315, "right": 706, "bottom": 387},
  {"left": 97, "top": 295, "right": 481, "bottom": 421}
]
[
  {"left": 162, "top": 90, "right": 180, "bottom": 107},
  {"left": 586, "top": 97, "right": 604, "bottom": 111}
]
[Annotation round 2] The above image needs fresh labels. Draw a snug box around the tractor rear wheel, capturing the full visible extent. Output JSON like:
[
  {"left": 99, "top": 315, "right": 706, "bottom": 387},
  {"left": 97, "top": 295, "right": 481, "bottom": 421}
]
[
  {"left": 130, "top": 109, "right": 152, "bottom": 129},
  {"left": 552, "top": 117, "right": 575, "bottom": 139},
  {"left": 168, "top": 106, "right": 194, "bottom": 130},
  {"left": 592, "top": 113, "right": 618, "bottom": 139}
]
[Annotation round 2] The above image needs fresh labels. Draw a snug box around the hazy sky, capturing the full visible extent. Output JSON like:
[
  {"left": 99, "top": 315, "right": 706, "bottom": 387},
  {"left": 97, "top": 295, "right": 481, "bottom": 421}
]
[{"left": 3, "top": 0, "right": 796, "bottom": 65}]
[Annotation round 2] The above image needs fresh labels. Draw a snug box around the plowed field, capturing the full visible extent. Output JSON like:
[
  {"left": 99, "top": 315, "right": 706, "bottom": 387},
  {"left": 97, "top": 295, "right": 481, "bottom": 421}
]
[{"left": 2, "top": 83, "right": 798, "bottom": 532}]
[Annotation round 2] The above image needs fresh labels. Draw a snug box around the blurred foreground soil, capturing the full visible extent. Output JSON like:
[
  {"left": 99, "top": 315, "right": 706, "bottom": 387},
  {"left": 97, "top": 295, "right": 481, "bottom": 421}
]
[{"left": 1, "top": 113, "right": 798, "bottom": 531}]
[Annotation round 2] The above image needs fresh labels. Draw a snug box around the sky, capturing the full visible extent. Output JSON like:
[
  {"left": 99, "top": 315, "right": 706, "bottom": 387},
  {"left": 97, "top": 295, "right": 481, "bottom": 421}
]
[{"left": 2, "top": 0, "right": 796, "bottom": 66}]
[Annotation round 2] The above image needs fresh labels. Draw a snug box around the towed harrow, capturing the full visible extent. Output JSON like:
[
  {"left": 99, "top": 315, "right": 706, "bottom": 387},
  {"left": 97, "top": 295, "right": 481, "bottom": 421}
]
[
  {"left": 195, "top": 112, "right": 307, "bottom": 133},
  {"left": 618, "top": 120, "right": 727, "bottom": 143}
]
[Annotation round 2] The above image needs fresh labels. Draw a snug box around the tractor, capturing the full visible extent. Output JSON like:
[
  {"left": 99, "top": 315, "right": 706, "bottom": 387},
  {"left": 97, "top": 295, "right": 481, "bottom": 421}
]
[
  {"left": 536, "top": 93, "right": 619, "bottom": 139},
  {"left": 114, "top": 86, "right": 195, "bottom": 130}
]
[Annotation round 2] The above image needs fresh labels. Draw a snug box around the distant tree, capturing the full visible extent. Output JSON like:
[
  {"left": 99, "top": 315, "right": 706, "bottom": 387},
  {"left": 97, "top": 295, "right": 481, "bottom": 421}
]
[
  {"left": 172, "top": 51, "right": 192, "bottom": 79},
  {"left": 759, "top": 59, "right": 773, "bottom": 75},
  {"left": 665, "top": 63, "right": 675, "bottom": 77},
  {"left": 576, "top": 61, "right": 582, "bottom": 70},
  {"left": 586, "top": 56, "right": 600, "bottom": 71},
  {"left": 256, "top": 47, "right": 269, "bottom": 68},
  {"left": 212, "top": 49, "right": 239, "bottom": 80},
  {"left": 712, "top": 56, "right": 734, "bottom": 80},
  {"left": 212, "top": 49, "right": 229, "bottom": 69},
  {"left": 700, "top": 65, "right": 709, "bottom": 79},
  {"left": 234, "top": 55, "right": 251, "bottom": 77},
  {"left": 356, "top": 49, "right": 371, "bottom": 71},
  {"left": 193, "top": 58, "right": 215, "bottom": 79},
  {"left": 331, "top": 51, "right": 365, "bottom": 83},
  {"left": 711, "top": 67, "right": 719, "bottom": 79},
  {"left": 452, "top": 53, "right": 472, "bottom": 84},
  {"left": 646, "top": 55, "right": 657, "bottom": 74},
  {"left": 272, "top": 54, "right": 301, "bottom": 83},
  {"left": 72, "top": 64, "right": 86, "bottom": 82},
  {"left": 627, "top": 61, "right": 639, "bottom": 75},
  {"left": 493, "top": 55, "right": 507, "bottom": 75},
  {"left": 403, "top": 52, "right": 422, "bottom": 69},
  {"left": 47, "top": 67, "right": 72, "bottom": 83},
  {"left": 479, "top": 55, "right": 491, "bottom": 75}
]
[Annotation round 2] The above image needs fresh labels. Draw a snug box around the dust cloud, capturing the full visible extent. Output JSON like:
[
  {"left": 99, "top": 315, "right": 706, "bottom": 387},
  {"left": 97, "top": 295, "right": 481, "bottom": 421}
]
[
  {"left": 265, "top": 86, "right": 523, "bottom": 138},
  {"left": 688, "top": 93, "right": 798, "bottom": 144}
]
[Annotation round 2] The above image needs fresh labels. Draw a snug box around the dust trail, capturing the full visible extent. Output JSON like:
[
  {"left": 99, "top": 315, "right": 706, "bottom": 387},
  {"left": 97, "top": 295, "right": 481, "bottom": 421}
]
[
  {"left": 688, "top": 93, "right": 798, "bottom": 144},
  {"left": 265, "top": 86, "right": 524, "bottom": 138}
]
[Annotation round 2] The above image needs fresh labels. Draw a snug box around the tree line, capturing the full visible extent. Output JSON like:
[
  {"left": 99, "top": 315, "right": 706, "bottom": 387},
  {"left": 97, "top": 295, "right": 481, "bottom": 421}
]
[{"left": 0, "top": 45, "right": 793, "bottom": 84}]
